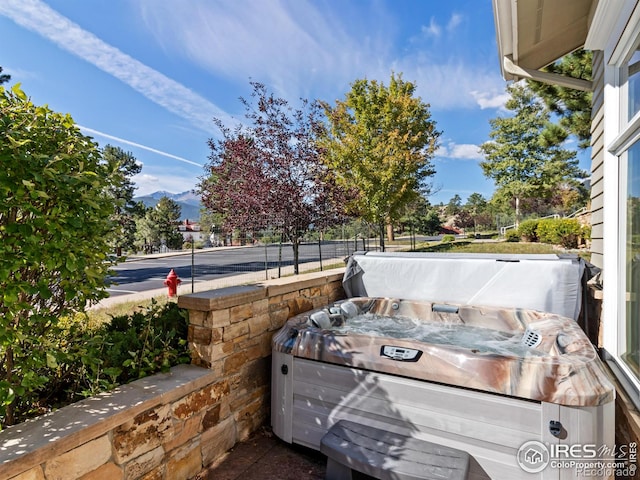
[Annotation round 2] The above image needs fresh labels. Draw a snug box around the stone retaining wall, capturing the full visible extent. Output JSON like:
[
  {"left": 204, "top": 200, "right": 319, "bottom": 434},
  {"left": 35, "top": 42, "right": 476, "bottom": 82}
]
[
  {"left": 177, "top": 269, "right": 345, "bottom": 446},
  {"left": 1, "top": 365, "right": 226, "bottom": 480},
  {"left": 0, "top": 269, "right": 345, "bottom": 480}
]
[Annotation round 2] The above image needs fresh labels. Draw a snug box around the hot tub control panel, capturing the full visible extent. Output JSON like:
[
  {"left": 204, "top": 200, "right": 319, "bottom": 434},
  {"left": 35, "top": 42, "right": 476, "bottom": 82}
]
[{"left": 380, "top": 345, "right": 422, "bottom": 362}]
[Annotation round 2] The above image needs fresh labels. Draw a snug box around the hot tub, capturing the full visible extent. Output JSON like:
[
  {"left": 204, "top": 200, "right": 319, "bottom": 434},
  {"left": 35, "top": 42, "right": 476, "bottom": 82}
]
[{"left": 271, "top": 253, "right": 615, "bottom": 479}]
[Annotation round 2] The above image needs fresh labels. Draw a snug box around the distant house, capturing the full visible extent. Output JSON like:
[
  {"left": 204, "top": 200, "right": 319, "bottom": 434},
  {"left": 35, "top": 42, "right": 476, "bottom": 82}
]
[
  {"left": 492, "top": 0, "right": 639, "bottom": 450},
  {"left": 177, "top": 219, "right": 203, "bottom": 243}
]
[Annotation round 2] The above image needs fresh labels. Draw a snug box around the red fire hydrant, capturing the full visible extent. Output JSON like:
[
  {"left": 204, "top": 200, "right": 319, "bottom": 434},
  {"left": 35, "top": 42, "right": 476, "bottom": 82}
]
[{"left": 164, "top": 269, "right": 181, "bottom": 297}]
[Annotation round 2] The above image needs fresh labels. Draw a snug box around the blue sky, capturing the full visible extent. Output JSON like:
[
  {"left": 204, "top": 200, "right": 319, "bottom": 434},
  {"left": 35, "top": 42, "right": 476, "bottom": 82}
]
[{"left": 0, "top": 0, "right": 589, "bottom": 205}]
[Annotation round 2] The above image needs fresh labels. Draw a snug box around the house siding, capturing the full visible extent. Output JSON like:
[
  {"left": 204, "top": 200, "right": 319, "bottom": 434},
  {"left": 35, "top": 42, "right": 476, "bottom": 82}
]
[{"left": 590, "top": 50, "right": 605, "bottom": 269}]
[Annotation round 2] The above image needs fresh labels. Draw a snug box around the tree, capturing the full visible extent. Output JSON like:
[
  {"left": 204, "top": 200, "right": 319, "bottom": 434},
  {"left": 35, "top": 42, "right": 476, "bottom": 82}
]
[
  {"left": 445, "top": 194, "right": 462, "bottom": 216},
  {"left": 199, "top": 82, "right": 347, "bottom": 273},
  {"left": 134, "top": 196, "right": 183, "bottom": 252},
  {"left": 321, "top": 73, "right": 441, "bottom": 250},
  {"left": 102, "top": 145, "right": 142, "bottom": 256},
  {"left": 0, "top": 85, "right": 119, "bottom": 425},
  {"left": 0, "top": 67, "right": 10, "bottom": 85},
  {"left": 401, "top": 196, "right": 442, "bottom": 236},
  {"left": 527, "top": 49, "right": 592, "bottom": 149},
  {"left": 480, "top": 83, "right": 585, "bottom": 225}
]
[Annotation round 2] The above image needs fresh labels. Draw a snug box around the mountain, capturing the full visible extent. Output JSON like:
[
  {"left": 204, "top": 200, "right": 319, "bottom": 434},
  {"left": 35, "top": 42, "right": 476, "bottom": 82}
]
[{"left": 134, "top": 190, "right": 202, "bottom": 221}]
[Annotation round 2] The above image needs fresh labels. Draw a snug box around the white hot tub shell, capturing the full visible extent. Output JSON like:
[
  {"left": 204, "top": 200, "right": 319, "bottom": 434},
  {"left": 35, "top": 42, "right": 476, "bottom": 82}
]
[{"left": 271, "top": 253, "right": 615, "bottom": 479}]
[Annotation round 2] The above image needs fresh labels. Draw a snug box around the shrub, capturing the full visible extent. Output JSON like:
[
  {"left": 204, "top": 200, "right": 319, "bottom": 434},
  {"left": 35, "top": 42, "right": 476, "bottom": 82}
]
[
  {"left": 505, "top": 230, "right": 520, "bottom": 242},
  {"left": 0, "top": 85, "right": 118, "bottom": 426},
  {"left": 441, "top": 234, "right": 455, "bottom": 243},
  {"left": 537, "top": 218, "right": 583, "bottom": 248},
  {"left": 183, "top": 241, "right": 193, "bottom": 250},
  {"left": 3, "top": 300, "right": 190, "bottom": 427},
  {"left": 517, "top": 219, "right": 539, "bottom": 242}
]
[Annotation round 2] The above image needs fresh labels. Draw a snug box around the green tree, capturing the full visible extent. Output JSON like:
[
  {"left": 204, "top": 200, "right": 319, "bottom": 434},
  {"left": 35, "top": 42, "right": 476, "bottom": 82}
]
[
  {"left": 134, "top": 196, "right": 182, "bottom": 252},
  {"left": 102, "top": 145, "right": 142, "bottom": 256},
  {"left": 445, "top": 194, "right": 462, "bottom": 216},
  {"left": 480, "top": 84, "right": 585, "bottom": 225},
  {"left": 401, "top": 196, "right": 442, "bottom": 236},
  {"left": 451, "top": 193, "right": 490, "bottom": 234},
  {"left": 321, "top": 73, "right": 441, "bottom": 250},
  {"left": 0, "top": 85, "right": 119, "bottom": 425},
  {"left": 0, "top": 67, "right": 10, "bottom": 85},
  {"left": 527, "top": 49, "right": 592, "bottom": 149}
]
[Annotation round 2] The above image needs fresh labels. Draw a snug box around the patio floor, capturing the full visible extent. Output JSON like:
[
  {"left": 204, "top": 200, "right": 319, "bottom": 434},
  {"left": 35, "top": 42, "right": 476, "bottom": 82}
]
[{"left": 195, "top": 428, "right": 327, "bottom": 480}]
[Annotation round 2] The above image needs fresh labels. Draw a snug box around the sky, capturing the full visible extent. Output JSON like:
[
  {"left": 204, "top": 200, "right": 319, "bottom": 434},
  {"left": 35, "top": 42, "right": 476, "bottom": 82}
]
[{"left": 0, "top": 0, "right": 589, "bottom": 205}]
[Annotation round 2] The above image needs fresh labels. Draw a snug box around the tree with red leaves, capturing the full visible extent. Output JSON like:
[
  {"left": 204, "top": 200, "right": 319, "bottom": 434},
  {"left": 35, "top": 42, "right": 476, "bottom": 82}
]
[{"left": 199, "top": 82, "right": 348, "bottom": 274}]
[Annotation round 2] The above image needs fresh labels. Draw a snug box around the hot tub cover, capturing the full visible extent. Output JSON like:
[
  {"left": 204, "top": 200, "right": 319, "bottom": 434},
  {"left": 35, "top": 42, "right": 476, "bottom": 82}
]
[{"left": 343, "top": 252, "right": 587, "bottom": 320}]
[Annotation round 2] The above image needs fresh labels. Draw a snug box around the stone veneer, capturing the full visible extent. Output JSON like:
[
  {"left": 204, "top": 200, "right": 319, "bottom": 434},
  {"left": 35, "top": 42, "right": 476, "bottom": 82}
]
[{"left": 0, "top": 269, "right": 345, "bottom": 480}]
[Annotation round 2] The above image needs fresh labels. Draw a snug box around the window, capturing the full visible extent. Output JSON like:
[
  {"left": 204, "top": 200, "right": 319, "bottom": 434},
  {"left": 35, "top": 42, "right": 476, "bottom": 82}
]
[
  {"left": 622, "top": 143, "right": 640, "bottom": 377},
  {"left": 628, "top": 49, "right": 640, "bottom": 120},
  {"left": 606, "top": 35, "right": 640, "bottom": 400}
]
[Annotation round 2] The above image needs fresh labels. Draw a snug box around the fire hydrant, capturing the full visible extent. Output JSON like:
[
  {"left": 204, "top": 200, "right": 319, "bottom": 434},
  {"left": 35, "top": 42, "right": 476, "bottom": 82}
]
[{"left": 164, "top": 269, "right": 181, "bottom": 297}]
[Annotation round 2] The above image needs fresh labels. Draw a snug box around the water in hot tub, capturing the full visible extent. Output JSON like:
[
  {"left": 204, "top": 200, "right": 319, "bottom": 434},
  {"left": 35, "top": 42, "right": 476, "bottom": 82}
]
[{"left": 332, "top": 313, "right": 545, "bottom": 357}]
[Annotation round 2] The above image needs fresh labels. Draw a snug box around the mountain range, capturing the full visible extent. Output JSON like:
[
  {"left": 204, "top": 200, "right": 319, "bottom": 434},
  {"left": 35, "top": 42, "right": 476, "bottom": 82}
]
[{"left": 134, "top": 190, "right": 202, "bottom": 221}]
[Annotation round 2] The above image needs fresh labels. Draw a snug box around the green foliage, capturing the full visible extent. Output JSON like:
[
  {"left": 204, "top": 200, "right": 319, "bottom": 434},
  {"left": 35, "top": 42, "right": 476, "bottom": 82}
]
[
  {"left": 536, "top": 218, "right": 585, "bottom": 248},
  {"left": 134, "top": 196, "right": 183, "bottom": 251},
  {"left": 445, "top": 194, "right": 462, "bottom": 216},
  {"left": 102, "top": 145, "right": 143, "bottom": 255},
  {"left": 517, "top": 219, "right": 540, "bottom": 242},
  {"left": 0, "top": 85, "right": 119, "bottom": 425},
  {"left": 321, "top": 73, "right": 441, "bottom": 248},
  {"left": 400, "top": 196, "right": 442, "bottom": 236},
  {"left": 441, "top": 234, "right": 455, "bottom": 243},
  {"left": 527, "top": 49, "right": 592, "bottom": 150},
  {"left": 480, "top": 84, "right": 586, "bottom": 222},
  {"left": 505, "top": 230, "right": 521, "bottom": 242},
  {"left": 0, "top": 66, "right": 10, "bottom": 85},
  {"left": 2, "top": 301, "right": 190, "bottom": 427}
]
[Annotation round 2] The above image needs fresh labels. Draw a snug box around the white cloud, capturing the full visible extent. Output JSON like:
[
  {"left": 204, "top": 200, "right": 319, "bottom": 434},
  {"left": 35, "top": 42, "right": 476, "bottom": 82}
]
[
  {"left": 447, "top": 13, "right": 463, "bottom": 32},
  {"left": 137, "top": 0, "right": 382, "bottom": 99},
  {"left": 133, "top": 172, "right": 198, "bottom": 196},
  {"left": 135, "top": 1, "right": 504, "bottom": 113},
  {"left": 422, "top": 18, "right": 441, "bottom": 38},
  {"left": 396, "top": 59, "right": 506, "bottom": 111},
  {"left": 437, "top": 142, "right": 483, "bottom": 160},
  {"left": 471, "top": 90, "right": 510, "bottom": 110},
  {"left": 0, "top": 0, "right": 232, "bottom": 133}
]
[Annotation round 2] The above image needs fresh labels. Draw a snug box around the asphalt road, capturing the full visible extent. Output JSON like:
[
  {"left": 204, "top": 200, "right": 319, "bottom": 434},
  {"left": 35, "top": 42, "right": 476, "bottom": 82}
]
[{"left": 106, "top": 240, "right": 357, "bottom": 297}]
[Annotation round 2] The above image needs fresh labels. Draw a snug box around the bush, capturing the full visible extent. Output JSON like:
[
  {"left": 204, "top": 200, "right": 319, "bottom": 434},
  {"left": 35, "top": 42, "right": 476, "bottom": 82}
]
[
  {"left": 537, "top": 218, "right": 583, "bottom": 248},
  {"left": 0, "top": 85, "right": 119, "bottom": 426},
  {"left": 505, "top": 230, "right": 520, "bottom": 242},
  {"left": 4, "top": 301, "right": 190, "bottom": 427},
  {"left": 441, "top": 234, "right": 455, "bottom": 243},
  {"left": 517, "top": 219, "right": 539, "bottom": 242},
  {"left": 183, "top": 241, "right": 193, "bottom": 250}
]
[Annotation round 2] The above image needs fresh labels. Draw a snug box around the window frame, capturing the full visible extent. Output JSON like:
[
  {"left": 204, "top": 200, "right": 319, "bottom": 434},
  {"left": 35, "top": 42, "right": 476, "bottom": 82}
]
[{"left": 603, "top": 21, "right": 640, "bottom": 408}]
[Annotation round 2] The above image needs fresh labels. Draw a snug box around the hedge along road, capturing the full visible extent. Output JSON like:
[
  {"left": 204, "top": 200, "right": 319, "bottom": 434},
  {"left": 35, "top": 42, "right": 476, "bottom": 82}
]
[{"left": 105, "top": 240, "right": 359, "bottom": 298}]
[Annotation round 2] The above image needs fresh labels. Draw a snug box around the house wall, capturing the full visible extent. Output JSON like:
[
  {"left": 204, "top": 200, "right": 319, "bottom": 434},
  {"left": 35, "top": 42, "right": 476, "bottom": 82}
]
[
  {"left": 0, "top": 269, "right": 345, "bottom": 480},
  {"left": 590, "top": 50, "right": 606, "bottom": 269},
  {"left": 589, "top": 48, "right": 640, "bottom": 461}
]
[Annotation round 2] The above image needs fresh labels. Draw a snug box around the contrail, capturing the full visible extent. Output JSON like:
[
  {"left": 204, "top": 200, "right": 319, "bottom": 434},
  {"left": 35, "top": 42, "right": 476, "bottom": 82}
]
[
  {"left": 0, "top": 0, "right": 232, "bottom": 131},
  {"left": 79, "top": 126, "right": 204, "bottom": 167}
]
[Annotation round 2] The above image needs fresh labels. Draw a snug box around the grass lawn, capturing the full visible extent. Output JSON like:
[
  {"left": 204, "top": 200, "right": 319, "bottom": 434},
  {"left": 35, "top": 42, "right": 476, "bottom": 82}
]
[{"left": 414, "top": 240, "right": 561, "bottom": 254}]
